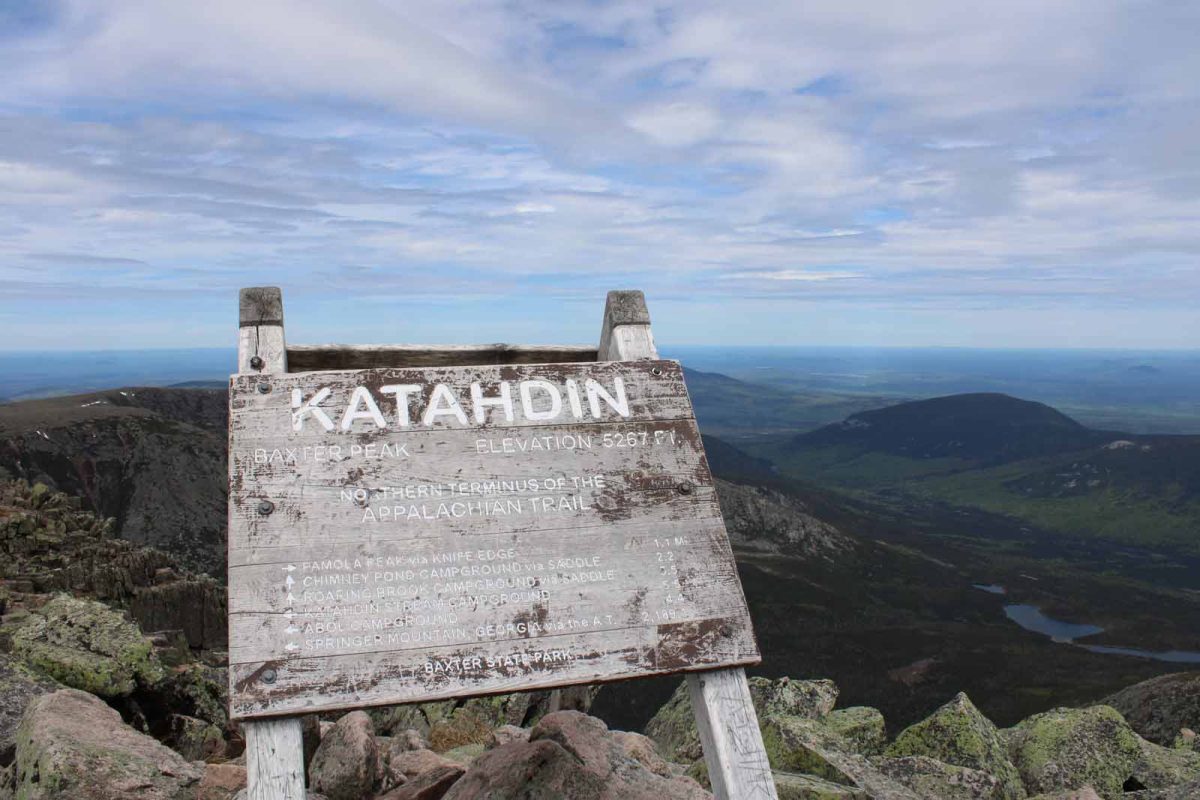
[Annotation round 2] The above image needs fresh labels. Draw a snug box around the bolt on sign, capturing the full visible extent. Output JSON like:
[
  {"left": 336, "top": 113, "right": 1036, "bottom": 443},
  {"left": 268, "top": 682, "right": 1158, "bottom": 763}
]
[{"left": 227, "top": 359, "right": 759, "bottom": 719}]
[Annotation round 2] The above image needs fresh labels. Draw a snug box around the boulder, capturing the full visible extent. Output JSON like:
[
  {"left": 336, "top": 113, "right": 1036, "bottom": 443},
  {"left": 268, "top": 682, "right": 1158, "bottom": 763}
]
[
  {"left": 644, "top": 680, "right": 704, "bottom": 764},
  {"left": 387, "top": 748, "right": 462, "bottom": 784},
  {"left": 1103, "top": 672, "right": 1200, "bottom": 746},
  {"left": 486, "top": 725, "right": 529, "bottom": 750},
  {"left": 10, "top": 594, "right": 163, "bottom": 697},
  {"left": 442, "top": 711, "right": 710, "bottom": 799},
  {"left": 759, "top": 718, "right": 923, "bottom": 800},
  {"left": 197, "top": 763, "right": 247, "bottom": 800},
  {"left": 307, "top": 710, "right": 379, "bottom": 800},
  {"left": 613, "top": 730, "right": 673, "bottom": 778},
  {"left": 646, "top": 677, "right": 838, "bottom": 765},
  {"left": 886, "top": 692, "right": 1024, "bottom": 799},
  {"left": 376, "top": 764, "right": 464, "bottom": 800},
  {"left": 825, "top": 707, "right": 886, "bottom": 757},
  {"left": 392, "top": 728, "right": 430, "bottom": 752},
  {"left": 1024, "top": 788, "right": 1102, "bottom": 800},
  {"left": 1130, "top": 735, "right": 1200, "bottom": 789},
  {"left": 872, "top": 755, "right": 1009, "bottom": 800},
  {"left": 13, "top": 687, "right": 202, "bottom": 799},
  {"left": 760, "top": 714, "right": 857, "bottom": 784},
  {"left": 749, "top": 677, "right": 839, "bottom": 721},
  {"left": 773, "top": 771, "right": 870, "bottom": 798},
  {"left": 1006, "top": 705, "right": 1141, "bottom": 799},
  {"left": 0, "top": 654, "right": 58, "bottom": 767}
]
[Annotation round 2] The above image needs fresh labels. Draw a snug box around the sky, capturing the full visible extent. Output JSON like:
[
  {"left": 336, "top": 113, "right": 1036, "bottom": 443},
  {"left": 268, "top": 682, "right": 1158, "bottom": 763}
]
[{"left": 1, "top": 1, "right": 1199, "bottom": 350}]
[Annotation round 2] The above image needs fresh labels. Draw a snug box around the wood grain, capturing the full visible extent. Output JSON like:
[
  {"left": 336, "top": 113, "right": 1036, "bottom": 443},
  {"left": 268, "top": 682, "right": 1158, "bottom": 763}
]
[
  {"left": 236, "top": 287, "right": 307, "bottom": 800},
  {"left": 596, "top": 290, "right": 778, "bottom": 800},
  {"left": 227, "top": 357, "right": 758, "bottom": 719}
]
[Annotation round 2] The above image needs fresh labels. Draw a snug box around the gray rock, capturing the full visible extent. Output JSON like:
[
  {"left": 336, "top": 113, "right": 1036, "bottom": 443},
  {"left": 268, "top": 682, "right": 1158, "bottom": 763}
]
[
  {"left": 825, "top": 707, "right": 886, "bottom": 757},
  {"left": 886, "top": 692, "right": 1024, "bottom": 799},
  {"left": 13, "top": 687, "right": 202, "bottom": 799},
  {"left": 376, "top": 764, "right": 464, "bottom": 800},
  {"left": 1103, "top": 672, "right": 1200, "bottom": 746},
  {"left": 1130, "top": 735, "right": 1200, "bottom": 789},
  {"left": 872, "top": 754, "right": 1009, "bottom": 800},
  {"left": 773, "top": 770, "right": 870, "bottom": 798},
  {"left": 486, "top": 724, "right": 529, "bottom": 750},
  {"left": 307, "top": 710, "right": 379, "bottom": 800},
  {"left": 442, "top": 711, "right": 710, "bottom": 799},
  {"left": 0, "top": 654, "right": 57, "bottom": 767},
  {"left": 716, "top": 480, "right": 856, "bottom": 560},
  {"left": 645, "top": 676, "right": 841, "bottom": 765},
  {"left": 1006, "top": 705, "right": 1142, "bottom": 800},
  {"left": 197, "top": 763, "right": 247, "bottom": 800},
  {"left": 10, "top": 594, "right": 164, "bottom": 697}
]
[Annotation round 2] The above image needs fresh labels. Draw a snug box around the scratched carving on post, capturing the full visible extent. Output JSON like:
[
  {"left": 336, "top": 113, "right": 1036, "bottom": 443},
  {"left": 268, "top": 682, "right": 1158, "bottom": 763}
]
[{"left": 226, "top": 359, "right": 760, "bottom": 719}]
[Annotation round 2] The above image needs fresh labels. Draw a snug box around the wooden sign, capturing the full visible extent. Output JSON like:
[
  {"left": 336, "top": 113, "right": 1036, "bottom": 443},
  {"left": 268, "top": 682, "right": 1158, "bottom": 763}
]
[{"left": 227, "top": 359, "right": 759, "bottom": 719}]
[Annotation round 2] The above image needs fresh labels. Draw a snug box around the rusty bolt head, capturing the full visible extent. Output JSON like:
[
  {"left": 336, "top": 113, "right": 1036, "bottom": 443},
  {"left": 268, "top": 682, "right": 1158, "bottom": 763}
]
[
  {"left": 249, "top": 355, "right": 265, "bottom": 370},
  {"left": 257, "top": 499, "right": 275, "bottom": 515},
  {"left": 261, "top": 668, "right": 277, "bottom": 684},
  {"left": 677, "top": 481, "right": 694, "bottom": 495}
]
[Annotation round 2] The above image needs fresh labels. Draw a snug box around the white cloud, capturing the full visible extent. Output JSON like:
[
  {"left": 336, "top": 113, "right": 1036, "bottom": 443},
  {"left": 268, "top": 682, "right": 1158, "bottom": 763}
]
[{"left": 0, "top": 1, "right": 1198, "bottom": 346}]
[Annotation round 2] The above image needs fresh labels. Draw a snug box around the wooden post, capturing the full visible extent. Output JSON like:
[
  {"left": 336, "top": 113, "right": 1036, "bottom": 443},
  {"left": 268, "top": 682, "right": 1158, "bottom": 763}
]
[
  {"left": 237, "top": 287, "right": 307, "bottom": 800},
  {"left": 598, "top": 291, "right": 779, "bottom": 800}
]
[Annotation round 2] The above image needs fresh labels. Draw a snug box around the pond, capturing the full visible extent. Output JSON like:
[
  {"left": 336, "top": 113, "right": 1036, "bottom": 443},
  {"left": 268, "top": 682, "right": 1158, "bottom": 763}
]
[{"left": 1002, "top": 602, "right": 1200, "bottom": 664}]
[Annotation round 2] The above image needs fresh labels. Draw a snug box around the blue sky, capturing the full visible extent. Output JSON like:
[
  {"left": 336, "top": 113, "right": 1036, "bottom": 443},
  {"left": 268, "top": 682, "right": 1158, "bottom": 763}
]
[{"left": 1, "top": 1, "right": 1199, "bottom": 350}]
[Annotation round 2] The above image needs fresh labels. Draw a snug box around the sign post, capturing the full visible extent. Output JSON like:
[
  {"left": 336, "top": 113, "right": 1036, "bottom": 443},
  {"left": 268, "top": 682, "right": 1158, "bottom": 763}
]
[{"left": 231, "top": 288, "right": 778, "bottom": 800}]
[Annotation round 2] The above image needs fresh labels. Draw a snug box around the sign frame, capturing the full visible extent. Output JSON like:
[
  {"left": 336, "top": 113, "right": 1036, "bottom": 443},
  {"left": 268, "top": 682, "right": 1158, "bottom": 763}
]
[{"left": 233, "top": 287, "right": 779, "bottom": 800}]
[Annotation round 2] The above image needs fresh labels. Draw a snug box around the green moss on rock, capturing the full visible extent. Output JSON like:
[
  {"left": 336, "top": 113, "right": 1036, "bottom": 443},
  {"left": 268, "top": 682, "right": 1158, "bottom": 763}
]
[
  {"left": 646, "top": 677, "right": 845, "bottom": 766},
  {"left": 1131, "top": 735, "right": 1200, "bottom": 789},
  {"left": 750, "top": 677, "right": 839, "bottom": 721},
  {"left": 887, "top": 692, "right": 1024, "bottom": 799},
  {"left": 774, "top": 770, "right": 870, "bottom": 799},
  {"left": 871, "top": 755, "right": 1008, "bottom": 800},
  {"left": 10, "top": 594, "right": 163, "bottom": 697},
  {"left": 1007, "top": 705, "right": 1141, "bottom": 800},
  {"left": 760, "top": 715, "right": 856, "bottom": 785},
  {"left": 826, "top": 707, "right": 887, "bottom": 757}
]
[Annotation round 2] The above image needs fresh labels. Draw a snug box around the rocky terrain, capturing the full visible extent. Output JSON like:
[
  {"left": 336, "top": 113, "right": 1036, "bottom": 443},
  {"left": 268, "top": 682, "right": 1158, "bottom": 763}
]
[
  {"left": 0, "top": 479, "right": 1198, "bottom": 799},
  {"left": 0, "top": 388, "right": 228, "bottom": 576}
]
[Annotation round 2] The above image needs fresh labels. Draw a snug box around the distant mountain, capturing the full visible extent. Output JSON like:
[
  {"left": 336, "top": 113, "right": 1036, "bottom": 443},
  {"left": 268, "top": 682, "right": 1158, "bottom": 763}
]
[
  {"left": 793, "top": 392, "right": 1104, "bottom": 465},
  {"left": 767, "top": 391, "right": 1200, "bottom": 557}
]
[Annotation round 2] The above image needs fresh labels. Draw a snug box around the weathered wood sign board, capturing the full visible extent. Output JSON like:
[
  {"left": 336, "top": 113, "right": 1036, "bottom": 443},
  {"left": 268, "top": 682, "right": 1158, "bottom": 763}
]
[{"left": 227, "top": 359, "right": 758, "bottom": 720}]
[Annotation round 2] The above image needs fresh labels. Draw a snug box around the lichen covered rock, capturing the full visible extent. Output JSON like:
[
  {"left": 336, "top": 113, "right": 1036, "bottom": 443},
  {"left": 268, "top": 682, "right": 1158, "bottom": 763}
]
[
  {"left": 10, "top": 594, "right": 163, "bottom": 696},
  {"left": 1006, "top": 705, "right": 1141, "bottom": 799},
  {"left": 646, "top": 676, "right": 840, "bottom": 766},
  {"left": 887, "top": 692, "right": 1024, "bottom": 799},
  {"left": 750, "top": 677, "right": 839, "bottom": 721},
  {"left": 644, "top": 681, "right": 705, "bottom": 764},
  {"left": 872, "top": 754, "right": 1009, "bottom": 799},
  {"left": 1102, "top": 672, "right": 1200, "bottom": 746},
  {"left": 13, "top": 687, "right": 202, "bottom": 799},
  {"left": 1130, "top": 735, "right": 1200, "bottom": 789},
  {"left": 760, "top": 714, "right": 856, "bottom": 785},
  {"left": 0, "top": 654, "right": 58, "bottom": 768},
  {"left": 773, "top": 770, "right": 870, "bottom": 798},
  {"left": 825, "top": 707, "right": 886, "bottom": 757}
]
